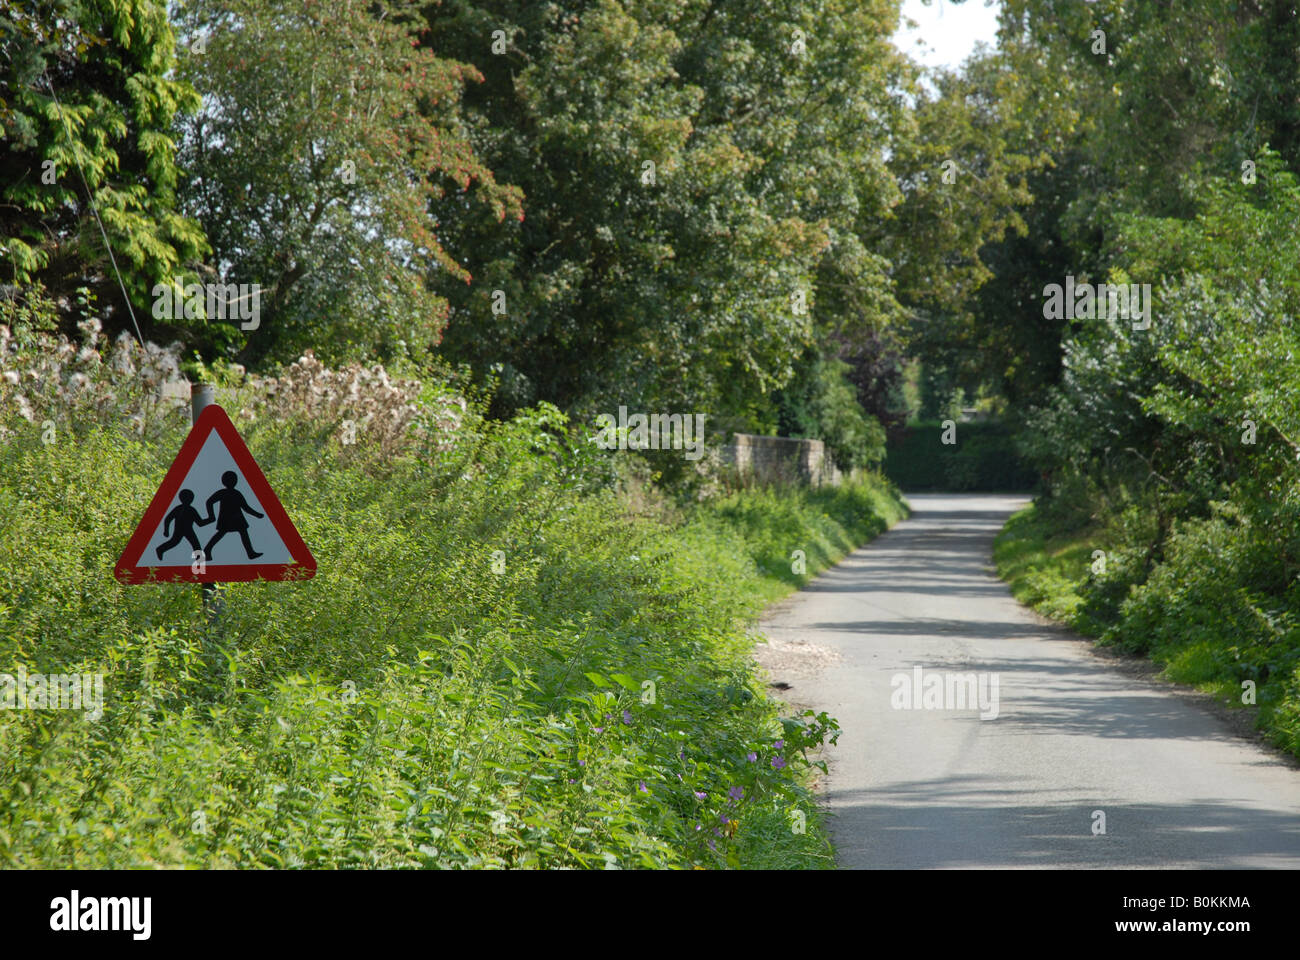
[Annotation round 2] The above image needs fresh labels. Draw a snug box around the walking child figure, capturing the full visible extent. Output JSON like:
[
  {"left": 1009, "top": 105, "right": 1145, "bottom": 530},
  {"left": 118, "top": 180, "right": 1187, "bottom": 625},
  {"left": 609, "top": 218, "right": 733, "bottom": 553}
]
[
  {"left": 155, "top": 489, "right": 210, "bottom": 560},
  {"left": 203, "top": 470, "right": 264, "bottom": 560}
]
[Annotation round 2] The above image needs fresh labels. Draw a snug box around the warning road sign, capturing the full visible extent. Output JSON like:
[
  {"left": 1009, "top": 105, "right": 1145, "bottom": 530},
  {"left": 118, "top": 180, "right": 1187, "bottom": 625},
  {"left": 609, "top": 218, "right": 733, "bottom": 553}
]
[{"left": 114, "top": 404, "right": 316, "bottom": 584}]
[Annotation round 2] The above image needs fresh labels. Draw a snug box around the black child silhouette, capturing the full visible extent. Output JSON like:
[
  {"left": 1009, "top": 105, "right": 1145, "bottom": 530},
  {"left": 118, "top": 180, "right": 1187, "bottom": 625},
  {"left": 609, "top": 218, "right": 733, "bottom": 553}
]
[
  {"left": 202, "top": 470, "right": 265, "bottom": 561},
  {"left": 156, "top": 488, "right": 211, "bottom": 561}
]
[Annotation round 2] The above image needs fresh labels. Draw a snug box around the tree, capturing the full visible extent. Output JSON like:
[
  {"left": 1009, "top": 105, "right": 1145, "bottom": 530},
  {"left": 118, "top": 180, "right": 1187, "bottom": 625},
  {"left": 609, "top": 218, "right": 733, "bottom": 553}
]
[
  {"left": 175, "top": 0, "right": 522, "bottom": 364},
  {"left": 420, "top": 0, "right": 907, "bottom": 428},
  {"left": 0, "top": 0, "right": 207, "bottom": 334}
]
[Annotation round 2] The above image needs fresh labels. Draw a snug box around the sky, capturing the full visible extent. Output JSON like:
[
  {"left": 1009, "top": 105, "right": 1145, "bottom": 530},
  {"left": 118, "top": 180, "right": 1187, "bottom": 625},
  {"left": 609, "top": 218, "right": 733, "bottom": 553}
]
[{"left": 892, "top": 0, "right": 1003, "bottom": 71}]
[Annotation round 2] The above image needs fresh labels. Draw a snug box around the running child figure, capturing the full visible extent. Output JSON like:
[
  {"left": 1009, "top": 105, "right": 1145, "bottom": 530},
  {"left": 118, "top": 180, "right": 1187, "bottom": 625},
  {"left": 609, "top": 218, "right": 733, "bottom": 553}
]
[
  {"left": 203, "top": 471, "right": 264, "bottom": 560},
  {"left": 155, "top": 489, "right": 211, "bottom": 560}
]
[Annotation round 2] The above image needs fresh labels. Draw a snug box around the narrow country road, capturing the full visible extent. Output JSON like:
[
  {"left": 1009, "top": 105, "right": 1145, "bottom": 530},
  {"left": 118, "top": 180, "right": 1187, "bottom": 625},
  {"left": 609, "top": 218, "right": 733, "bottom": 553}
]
[{"left": 758, "top": 493, "right": 1300, "bottom": 869}]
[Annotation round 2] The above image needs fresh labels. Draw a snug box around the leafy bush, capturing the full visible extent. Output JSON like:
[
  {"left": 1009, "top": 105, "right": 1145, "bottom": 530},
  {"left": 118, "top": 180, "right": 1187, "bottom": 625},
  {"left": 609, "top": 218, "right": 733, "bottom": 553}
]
[{"left": 774, "top": 352, "right": 888, "bottom": 470}]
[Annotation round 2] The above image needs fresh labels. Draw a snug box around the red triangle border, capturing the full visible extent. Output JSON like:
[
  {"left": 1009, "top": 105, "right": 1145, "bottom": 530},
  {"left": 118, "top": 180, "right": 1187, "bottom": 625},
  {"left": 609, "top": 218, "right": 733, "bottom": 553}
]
[{"left": 114, "top": 404, "right": 317, "bottom": 584}]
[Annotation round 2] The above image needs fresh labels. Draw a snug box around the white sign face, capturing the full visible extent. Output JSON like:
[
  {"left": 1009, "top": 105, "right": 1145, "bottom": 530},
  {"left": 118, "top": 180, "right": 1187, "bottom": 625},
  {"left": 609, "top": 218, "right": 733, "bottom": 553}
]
[
  {"left": 116, "top": 403, "right": 315, "bottom": 585},
  {"left": 139, "top": 430, "right": 294, "bottom": 568}
]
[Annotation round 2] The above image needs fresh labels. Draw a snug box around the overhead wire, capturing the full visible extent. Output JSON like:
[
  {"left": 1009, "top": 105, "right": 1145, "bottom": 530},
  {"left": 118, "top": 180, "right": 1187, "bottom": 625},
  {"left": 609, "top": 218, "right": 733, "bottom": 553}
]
[{"left": 42, "top": 68, "right": 148, "bottom": 350}]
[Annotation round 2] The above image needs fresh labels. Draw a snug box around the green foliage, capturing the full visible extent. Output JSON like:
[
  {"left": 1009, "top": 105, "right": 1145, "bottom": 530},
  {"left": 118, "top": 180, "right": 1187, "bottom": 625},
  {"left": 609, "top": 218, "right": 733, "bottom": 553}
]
[
  {"left": 997, "top": 135, "right": 1300, "bottom": 761},
  {"left": 420, "top": 0, "right": 876, "bottom": 421},
  {"left": 0, "top": 0, "right": 208, "bottom": 318},
  {"left": 0, "top": 356, "right": 905, "bottom": 867},
  {"left": 938, "top": 0, "right": 1300, "bottom": 411},
  {"left": 675, "top": 477, "right": 908, "bottom": 608},
  {"left": 1020, "top": 156, "right": 1300, "bottom": 594},
  {"left": 993, "top": 506, "right": 1093, "bottom": 628},
  {"left": 4, "top": 1, "right": 1064, "bottom": 465},
  {"left": 875, "top": 52, "right": 1047, "bottom": 321},
  {"left": 885, "top": 420, "right": 1037, "bottom": 492},
  {"left": 419, "top": 0, "right": 1031, "bottom": 440},
  {"left": 773, "top": 352, "right": 887, "bottom": 470},
  {"left": 173, "top": 0, "right": 523, "bottom": 365}
]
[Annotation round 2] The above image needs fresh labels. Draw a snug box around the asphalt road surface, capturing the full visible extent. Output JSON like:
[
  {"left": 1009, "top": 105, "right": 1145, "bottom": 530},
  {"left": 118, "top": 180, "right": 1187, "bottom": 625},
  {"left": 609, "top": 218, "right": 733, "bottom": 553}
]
[{"left": 758, "top": 493, "right": 1300, "bottom": 868}]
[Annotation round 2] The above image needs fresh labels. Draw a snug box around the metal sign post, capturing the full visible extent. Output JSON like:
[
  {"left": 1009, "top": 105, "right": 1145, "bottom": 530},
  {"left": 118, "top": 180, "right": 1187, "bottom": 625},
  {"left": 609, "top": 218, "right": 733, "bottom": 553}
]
[{"left": 191, "top": 383, "right": 224, "bottom": 686}]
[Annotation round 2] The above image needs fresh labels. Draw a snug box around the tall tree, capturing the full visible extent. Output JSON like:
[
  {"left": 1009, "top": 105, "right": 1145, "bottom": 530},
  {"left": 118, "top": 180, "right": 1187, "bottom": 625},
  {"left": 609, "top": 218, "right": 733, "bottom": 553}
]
[
  {"left": 420, "top": 0, "right": 909, "bottom": 427},
  {"left": 175, "top": 0, "right": 522, "bottom": 364}
]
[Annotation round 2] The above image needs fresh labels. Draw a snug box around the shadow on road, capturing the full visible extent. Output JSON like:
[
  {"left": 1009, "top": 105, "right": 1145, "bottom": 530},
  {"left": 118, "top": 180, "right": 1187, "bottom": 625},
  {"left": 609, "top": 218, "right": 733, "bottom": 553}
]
[{"left": 829, "top": 779, "right": 1300, "bottom": 868}]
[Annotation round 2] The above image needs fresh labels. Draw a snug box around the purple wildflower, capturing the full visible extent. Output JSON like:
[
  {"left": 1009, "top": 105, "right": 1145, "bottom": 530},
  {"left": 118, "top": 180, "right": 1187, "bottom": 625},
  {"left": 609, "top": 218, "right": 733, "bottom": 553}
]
[
  {"left": 638, "top": 781, "right": 649, "bottom": 794},
  {"left": 694, "top": 791, "right": 708, "bottom": 801},
  {"left": 746, "top": 752, "right": 757, "bottom": 763},
  {"left": 728, "top": 786, "right": 744, "bottom": 802},
  {"left": 774, "top": 739, "right": 785, "bottom": 750},
  {"left": 771, "top": 756, "right": 786, "bottom": 770},
  {"left": 622, "top": 710, "right": 633, "bottom": 725}
]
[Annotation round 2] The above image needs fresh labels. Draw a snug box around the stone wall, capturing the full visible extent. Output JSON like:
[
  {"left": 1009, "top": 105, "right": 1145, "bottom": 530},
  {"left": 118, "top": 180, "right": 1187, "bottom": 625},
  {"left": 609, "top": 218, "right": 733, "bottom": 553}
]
[{"left": 716, "top": 433, "right": 842, "bottom": 487}]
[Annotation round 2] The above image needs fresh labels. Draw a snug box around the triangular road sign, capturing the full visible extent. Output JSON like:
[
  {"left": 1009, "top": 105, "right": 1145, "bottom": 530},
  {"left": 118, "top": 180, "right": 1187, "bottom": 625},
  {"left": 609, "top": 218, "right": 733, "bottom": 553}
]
[{"left": 115, "top": 404, "right": 316, "bottom": 584}]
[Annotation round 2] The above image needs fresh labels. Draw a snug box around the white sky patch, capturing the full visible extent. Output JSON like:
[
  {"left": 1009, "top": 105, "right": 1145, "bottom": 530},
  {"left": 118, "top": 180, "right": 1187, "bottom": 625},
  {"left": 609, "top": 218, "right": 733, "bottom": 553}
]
[{"left": 893, "top": 0, "right": 1003, "bottom": 71}]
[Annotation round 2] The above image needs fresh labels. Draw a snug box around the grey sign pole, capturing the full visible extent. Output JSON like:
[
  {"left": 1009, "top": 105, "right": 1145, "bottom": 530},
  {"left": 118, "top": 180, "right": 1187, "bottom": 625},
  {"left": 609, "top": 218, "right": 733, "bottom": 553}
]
[
  {"left": 190, "top": 382, "right": 215, "bottom": 422},
  {"left": 191, "top": 383, "right": 215, "bottom": 609},
  {"left": 191, "top": 383, "right": 225, "bottom": 686}
]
